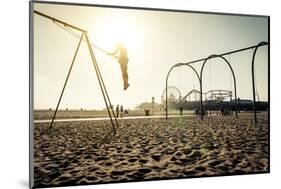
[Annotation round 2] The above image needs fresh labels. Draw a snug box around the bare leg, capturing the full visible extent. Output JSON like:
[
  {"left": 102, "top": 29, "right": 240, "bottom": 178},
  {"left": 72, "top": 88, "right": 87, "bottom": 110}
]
[{"left": 121, "top": 63, "right": 129, "bottom": 90}]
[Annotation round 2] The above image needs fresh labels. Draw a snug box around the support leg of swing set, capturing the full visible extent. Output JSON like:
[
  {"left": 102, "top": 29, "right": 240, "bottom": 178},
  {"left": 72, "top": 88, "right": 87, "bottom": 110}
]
[
  {"left": 251, "top": 41, "right": 268, "bottom": 123},
  {"left": 84, "top": 36, "right": 119, "bottom": 129},
  {"left": 49, "top": 32, "right": 119, "bottom": 134},
  {"left": 199, "top": 55, "right": 238, "bottom": 120},
  {"left": 49, "top": 33, "right": 84, "bottom": 130},
  {"left": 200, "top": 78, "right": 203, "bottom": 120},
  {"left": 85, "top": 33, "right": 118, "bottom": 134}
]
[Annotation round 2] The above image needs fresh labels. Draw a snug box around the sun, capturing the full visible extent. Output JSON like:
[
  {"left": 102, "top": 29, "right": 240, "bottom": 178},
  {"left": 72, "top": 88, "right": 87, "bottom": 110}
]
[{"left": 90, "top": 14, "right": 142, "bottom": 53}]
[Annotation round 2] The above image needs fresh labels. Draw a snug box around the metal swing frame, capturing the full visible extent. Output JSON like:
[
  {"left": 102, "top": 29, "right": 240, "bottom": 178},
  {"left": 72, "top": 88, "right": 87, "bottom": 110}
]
[
  {"left": 165, "top": 41, "right": 268, "bottom": 122},
  {"left": 34, "top": 10, "right": 119, "bottom": 133}
]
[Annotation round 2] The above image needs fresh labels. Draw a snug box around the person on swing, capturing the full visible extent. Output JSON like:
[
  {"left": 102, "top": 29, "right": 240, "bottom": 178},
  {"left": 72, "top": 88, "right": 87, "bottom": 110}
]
[{"left": 107, "top": 41, "right": 130, "bottom": 90}]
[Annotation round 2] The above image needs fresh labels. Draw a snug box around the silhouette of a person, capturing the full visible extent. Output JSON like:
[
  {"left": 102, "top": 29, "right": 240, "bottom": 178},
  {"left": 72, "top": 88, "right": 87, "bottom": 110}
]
[
  {"left": 120, "top": 105, "right": 124, "bottom": 118},
  {"left": 180, "top": 107, "right": 183, "bottom": 116},
  {"left": 108, "top": 42, "right": 130, "bottom": 90},
  {"left": 116, "top": 104, "right": 119, "bottom": 118}
]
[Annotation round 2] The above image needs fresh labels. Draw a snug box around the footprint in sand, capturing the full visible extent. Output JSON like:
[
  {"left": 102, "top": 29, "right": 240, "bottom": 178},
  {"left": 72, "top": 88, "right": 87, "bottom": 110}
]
[
  {"left": 104, "top": 162, "right": 113, "bottom": 166},
  {"left": 123, "top": 149, "right": 132, "bottom": 153},
  {"left": 43, "top": 171, "right": 61, "bottom": 183},
  {"left": 163, "top": 147, "right": 175, "bottom": 155},
  {"left": 138, "top": 168, "right": 152, "bottom": 174},
  {"left": 62, "top": 161, "right": 70, "bottom": 168},
  {"left": 139, "top": 159, "right": 148, "bottom": 164},
  {"left": 95, "top": 156, "right": 108, "bottom": 161},
  {"left": 151, "top": 154, "right": 161, "bottom": 162},
  {"left": 83, "top": 154, "right": 92, "bottom": 159},
  {"left": 170, "top": 155, "right": 178, "bottom": 162},
  {"left": 195, "top": 165, "right": 207, "bottom": 171},
  {"left": 188, "top": 150, "right": 202, "bottom": 159},
  {"left": 89, "top": 166, "right": 99, "bottom": 172},
  {"left": 128, "top": 158, "right": 138, "bottom": 163},
  {"left": 111, "top": 170, "right": 126, "bottom": 176},
  {"left": 56, "top": 173, "right": 72, "bottom": 182},
  {"left": 179, "top": 158, "right": 193, "bottom": 164},
  {"left": 181, "top": 148, "right": 193, "bottom": 155},
  {"left": 206, "top": 159, "right": 223, "bottom": 167},
  {"left": 86, "top": 175, "right": 99, "bottom": 181},
  {"left": 174, "top": 151, "right": 183, "bottom": 157},
  {"left": 71, "top": 159, "right": 79, "bottom": 164},
  {"left": 183, "top": 168, "right": 198, "bottom": 176}
]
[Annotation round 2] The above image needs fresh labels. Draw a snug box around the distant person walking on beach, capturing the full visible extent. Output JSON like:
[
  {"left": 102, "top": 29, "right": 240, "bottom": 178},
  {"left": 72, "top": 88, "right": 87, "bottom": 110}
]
[
  {"left": 107, "top": 42, "right": 130, "bottom": 90},
  {"left": 180, "top": 107, "right": 183, "bottom": 116},
  {"left": 120, "top": 105, "right": 124, "bottom": 118},
  {"left": 116, "top": 104, "right": 119, "bottom": 118}
]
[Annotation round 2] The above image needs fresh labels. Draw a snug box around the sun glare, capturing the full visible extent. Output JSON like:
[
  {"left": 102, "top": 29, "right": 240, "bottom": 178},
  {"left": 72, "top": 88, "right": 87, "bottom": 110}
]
[{"left": 91, "top": 14, "right": 142, "bottom": 53}]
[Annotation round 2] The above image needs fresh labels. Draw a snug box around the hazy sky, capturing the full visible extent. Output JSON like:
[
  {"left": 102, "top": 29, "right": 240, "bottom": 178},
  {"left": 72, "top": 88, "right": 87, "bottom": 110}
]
[{"left": 34, "top": 3, "right": 268, "bottom": 110}]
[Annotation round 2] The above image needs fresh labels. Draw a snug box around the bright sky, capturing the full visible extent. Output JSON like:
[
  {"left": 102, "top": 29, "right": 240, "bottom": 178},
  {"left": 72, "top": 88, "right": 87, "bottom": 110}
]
[{"left": 33, "top": 3, "right": 268, "bottom": 110}]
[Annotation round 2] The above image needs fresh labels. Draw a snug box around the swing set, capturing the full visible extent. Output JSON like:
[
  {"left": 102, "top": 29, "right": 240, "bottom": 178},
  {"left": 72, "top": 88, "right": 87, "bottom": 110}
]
[
  {"left": 34, "top": 10, "right": 119, "bottom": 133},
  {"left": 165, "top": 41, "right": 268, "bottom": 122}
]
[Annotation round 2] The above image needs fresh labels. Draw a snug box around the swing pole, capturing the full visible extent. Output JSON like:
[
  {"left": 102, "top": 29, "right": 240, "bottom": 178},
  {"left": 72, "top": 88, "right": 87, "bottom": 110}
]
[
  {"left": 35, "top": 10, "right": 106, "bottom": 54},
  {"left": 85, "top": 33, "right": 117, "bottom": 134},
  {"left": 89, "top": 44, "right": 120, "bottom": 128},
  {"left": 85, "top": 33, "right": 119, "bottom": 130},
  {"left": 49, "top": 33, "right": 84, "bottom": 130},
  {"left": 34, "top": 10, "right": 86, "bottom": 33}
]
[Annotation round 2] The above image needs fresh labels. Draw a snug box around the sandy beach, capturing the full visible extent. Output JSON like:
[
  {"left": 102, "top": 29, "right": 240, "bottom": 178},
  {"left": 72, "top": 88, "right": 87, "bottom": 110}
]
[{"left": 33, "top": 113, "right": 268, "bottom": 187}]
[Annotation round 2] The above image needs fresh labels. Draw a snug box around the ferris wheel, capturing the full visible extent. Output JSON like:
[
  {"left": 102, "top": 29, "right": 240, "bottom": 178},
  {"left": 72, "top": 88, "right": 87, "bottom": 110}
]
[{"left": 161, "top": 85, "right": 182, "bottom": 103}]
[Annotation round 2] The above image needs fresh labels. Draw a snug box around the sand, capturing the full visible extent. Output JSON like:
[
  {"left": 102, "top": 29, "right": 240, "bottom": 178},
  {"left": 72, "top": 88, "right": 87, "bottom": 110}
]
[{"left": 33, "top": 112, "right": 269, "bottom": 187}]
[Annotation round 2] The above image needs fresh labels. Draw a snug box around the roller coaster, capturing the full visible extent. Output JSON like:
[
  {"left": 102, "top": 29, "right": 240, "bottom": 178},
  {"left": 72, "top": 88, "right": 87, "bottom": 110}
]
[{"left": 163, "top": 87, "right": 268, "bottom": 113}]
